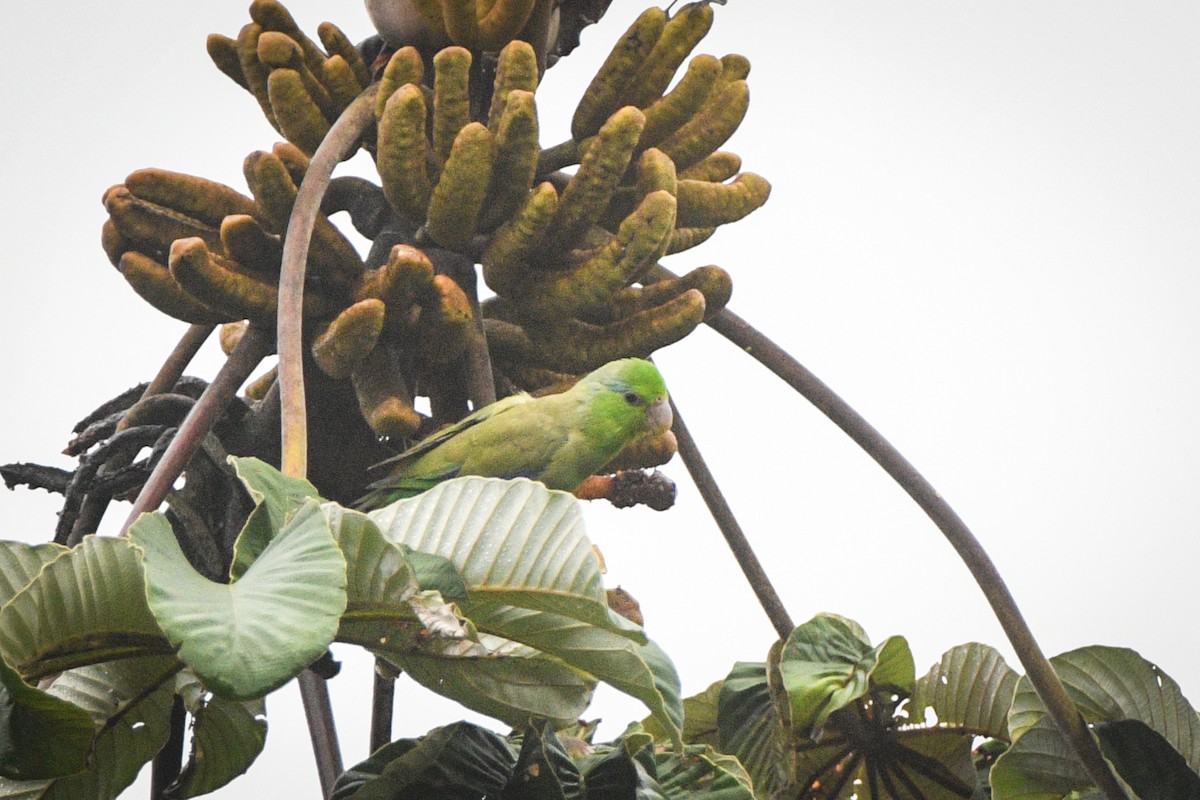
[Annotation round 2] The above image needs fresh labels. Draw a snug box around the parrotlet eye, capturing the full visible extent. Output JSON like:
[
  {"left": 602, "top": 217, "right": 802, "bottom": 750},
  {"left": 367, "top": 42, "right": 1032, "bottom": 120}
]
[{"left": 623, "top": 391, "right": 642, "bottom": 406}]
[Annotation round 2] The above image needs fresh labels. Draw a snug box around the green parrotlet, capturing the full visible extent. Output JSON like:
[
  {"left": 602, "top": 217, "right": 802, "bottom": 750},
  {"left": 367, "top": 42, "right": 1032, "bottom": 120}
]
[{"left": 355, "top": 358, "right": 672, "bottom": 509}]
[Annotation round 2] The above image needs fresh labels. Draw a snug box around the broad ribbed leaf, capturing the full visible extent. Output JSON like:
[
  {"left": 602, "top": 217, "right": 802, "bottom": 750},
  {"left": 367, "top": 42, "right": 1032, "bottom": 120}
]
[
  {"left": 0, "top": 543, "right": 66, "bottom": 608},
  {"left": 466, "top": 602, "right": 684, "bottom": 748},
  {"left": 332, "top": 722, "right": 517, "bottom": 800},
  {"left": 1007, "top": 645, "right": 1200, "bottom": 771},
  {"left": 717, "top": 662, "right": 790, "bottom": 799},
  {"left": 0, "top": 658, "right": 92, "bottom": 780},
  {"left": 778, "top": 614, "right": 914, "bottom": 737},
  {"left": 0, "top": 657, "right": 178, "bottom": 800},
  {"left": 131, "top": 501, "right": 347, "bottom": 699},
  {"left": 369, "top": 478, "right": 632, "bottom": 637},
  {"left": 229, "top": 457, "right": 321, "bottom": 579},
  {"left": 652, "top": 744, "right": 755, "bottom": 800},
  {"left": 0, "top": 536, "right": 170, "bottom": 680},
  {"left": 997, "top": 646, "right": 1200, "bottom": 798},
  {"left": 394, "top": 636, "right": 596, "bottom": 725},
  {"left": 167, "top": 672, "right": 267, "bottom": 798},
  {"left": 911, "top": 643, "right": 1019, "bottom": 740}
]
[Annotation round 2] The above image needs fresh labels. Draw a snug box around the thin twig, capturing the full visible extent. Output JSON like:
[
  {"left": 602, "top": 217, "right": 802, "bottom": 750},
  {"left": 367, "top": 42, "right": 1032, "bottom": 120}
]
[
  {"left": 278, "top": 86, "right": 378, "bottom": 798},
  {"left": 669, "top": 398, "right": 794, "bottom": 640},
  {"left": 680, "top": 292, "right": 1127, "bottom": 800},
  {"left": 118, "top": 325, "right": 272, "bottom": 535}
]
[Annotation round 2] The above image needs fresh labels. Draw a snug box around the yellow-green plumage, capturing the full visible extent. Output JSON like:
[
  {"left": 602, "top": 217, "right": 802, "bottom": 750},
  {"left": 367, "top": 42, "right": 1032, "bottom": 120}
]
[{"left": 355, "top": 358, "right": 672, "bottom": 509}]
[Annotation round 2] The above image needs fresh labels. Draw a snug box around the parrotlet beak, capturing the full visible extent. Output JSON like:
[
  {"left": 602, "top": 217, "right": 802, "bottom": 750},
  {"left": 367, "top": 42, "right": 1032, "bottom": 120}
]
[{"left": 647, "top": 396, "right": 672, "bottom": 434}]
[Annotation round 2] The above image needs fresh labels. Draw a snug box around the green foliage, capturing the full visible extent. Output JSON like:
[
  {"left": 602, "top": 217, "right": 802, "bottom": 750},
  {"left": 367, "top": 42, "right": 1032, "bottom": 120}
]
[
  {"left": 641, "top": 614, "right": 1200, "bottom": 800},
  {"left": 0, "top": 459, "right": 683, "bottom": 795}
]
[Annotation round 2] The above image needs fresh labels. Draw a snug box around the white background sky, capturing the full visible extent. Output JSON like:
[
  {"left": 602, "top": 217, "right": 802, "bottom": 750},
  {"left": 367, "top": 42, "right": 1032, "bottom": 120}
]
[{"left": 2, "top": 2, "right": 1199, "bottom": 797}]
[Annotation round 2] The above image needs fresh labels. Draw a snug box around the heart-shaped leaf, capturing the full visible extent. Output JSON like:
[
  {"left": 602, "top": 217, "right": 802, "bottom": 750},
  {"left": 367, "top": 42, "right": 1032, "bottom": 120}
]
[{"left": 131, "top": 500, "right": 346, "bottom": 699}]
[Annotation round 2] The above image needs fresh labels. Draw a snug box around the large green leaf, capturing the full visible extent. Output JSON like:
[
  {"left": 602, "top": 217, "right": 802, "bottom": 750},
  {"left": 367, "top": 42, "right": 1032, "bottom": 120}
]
[
  {"left": 463, "top": 602, "right": 684, "bottom": 748},
  {"left": 395, "top": 635, "right": 597, "bottom": 725},
  {"left": 368, "top": 477, "right": 633, "bottom": 638},
  {"left": 0, "top": 656, "right": 178, "bottom": 800},
  {"left": 131, "top": 500, "right": 347, "bottom": 699},
  {"left": 1007, "top": 646, "right": 1200, "bottom": 772},
  {"left": 778, "top": 614, "right": 915, "bottom": 738},
  {"left": 996, "top": 645, "right": 1200, "bottom": 798},
  {"left": 166, "top": 671, "right": 267, "bottom": 798},
  {"left": 0, "top": 658, "right": 93, "bottom": 780},
  {"left": 332, "top": 721, "right": 518, "bottom": 800},
  {"left": 0, "top": 536, "right": 170, "bottom": 680},
  {"left": 228, "top": 456, "right": 321, "bottom": 579},
  {"left": 910, "top": 642, "right": 1019, "bottom": 741},
  {"left": 0, "top": 543, "right": 66, "bottom": 608},
  {"left": 717, "top": 662, "right": 790, "bottom": 800}
]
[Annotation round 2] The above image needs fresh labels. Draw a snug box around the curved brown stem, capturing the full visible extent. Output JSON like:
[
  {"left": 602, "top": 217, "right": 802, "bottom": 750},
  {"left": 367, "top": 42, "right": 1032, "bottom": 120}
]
[
  {"left": 686, "top": 296, "right": 1127, "bottom": 800},
  {"left": 277, "top": 86, "right": 378, "bottom": 798},
  {"left": 670, "top": 398, "right": 794, "bottom": 640}
]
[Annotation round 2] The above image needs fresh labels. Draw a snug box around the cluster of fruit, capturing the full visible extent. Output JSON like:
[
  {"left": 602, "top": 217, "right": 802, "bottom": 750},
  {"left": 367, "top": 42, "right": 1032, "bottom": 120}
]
[{"left": 100, "top": 0, "right": 768, "bottom": 470}]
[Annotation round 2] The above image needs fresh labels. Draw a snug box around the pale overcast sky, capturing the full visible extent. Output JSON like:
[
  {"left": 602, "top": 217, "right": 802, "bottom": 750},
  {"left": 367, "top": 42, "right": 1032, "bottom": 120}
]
[{"left": 2, "top": 2, "right": 1199, "bottom": 796}]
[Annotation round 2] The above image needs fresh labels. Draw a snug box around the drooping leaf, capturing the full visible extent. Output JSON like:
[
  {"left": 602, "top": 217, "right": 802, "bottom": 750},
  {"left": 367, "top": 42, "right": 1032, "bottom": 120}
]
[
  {"left": 0, "top": 657, "right": 93, "bottom": 780},
  {"left": 394, "top": 636, "right": 596, "bottom": 725},
  {"left": 369, "top": 477, "right": 631, "bottom": 637},
  {"left": 777, "top": 614, "right": 915, "bottom": 738},
  {"left": 228, "top": 456, "right": 321, "bottom": 579},
  {"left": 0, "top": 536, "right": 170, "bottom": 680},
  {"left": 910, "top": 642, "right": 1020, "bottom": 741},
  {"left": 717, "top": 662, "right": 790, "bottom": 799},
  {"left": 0, "top": 657, "right": 178, "bottom": 800},
  {"left": 576, "top": 744, "right": 655, "bottom": 800},
  {"left": 130, "top": 501, "right": 347, "bottom": 699},
  {"left": 463, "top": 602, "right": 684, "bottom": 748},
  {"left": 1007, "top": 645, "right": 1200, "bottom": 774},
  {"left": 166, "top": 672, "right": 267, "bottom": 798},
  {"left": 0, "top": 542, "right": 67, "bottom": 608},
  {"left": 331, "top": 721, "right": 517, "bottom": 800}
]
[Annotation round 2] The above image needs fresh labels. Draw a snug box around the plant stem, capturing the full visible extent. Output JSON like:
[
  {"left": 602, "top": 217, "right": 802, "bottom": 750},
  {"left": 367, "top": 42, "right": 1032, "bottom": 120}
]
[
  {"left": 691, "top": 298, "right": 1128, "bottom": 800},
  {"left": 370, "top": 663, "right": 396, "bottom": 752},
  {"left": 669, "top": 398, "right": 795, "bottom": 640},
  {"left": 150, "top": 696, "right": 187, "bottom": 799},
  {"left": 277, "top": 87, "right": 378, "bottom": 798},
  {"left": 119, "top": 324, "right": 272, "bottom": 534}
]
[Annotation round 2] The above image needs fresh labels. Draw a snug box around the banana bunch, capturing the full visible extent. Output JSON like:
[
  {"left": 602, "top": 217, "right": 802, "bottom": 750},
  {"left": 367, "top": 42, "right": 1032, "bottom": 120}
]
[
  {"left": 207, "top": 0, "right": 372, "bottom": 155},
  {"left": 101, "top": 144, "right": 475, "bottom": 442}
]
